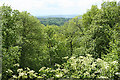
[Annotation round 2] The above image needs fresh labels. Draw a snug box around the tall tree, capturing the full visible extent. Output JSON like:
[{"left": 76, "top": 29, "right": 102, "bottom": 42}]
[
  {"left": 0, "top": 5, "right": 21, "bottom": 79},
  {"left": 18, "top": 11, "right": 44, "bottom": 70}
]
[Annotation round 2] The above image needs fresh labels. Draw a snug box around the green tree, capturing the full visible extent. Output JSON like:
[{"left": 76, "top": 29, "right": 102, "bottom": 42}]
[
  {"left": 43, "top": 25, "right": 68, "bottom": 67},
  {"left": 0, "top": 5, "right": 21, "bottom": 79},
  {"left": 18, "top": 11, "right": 44, "bottom": 71}
]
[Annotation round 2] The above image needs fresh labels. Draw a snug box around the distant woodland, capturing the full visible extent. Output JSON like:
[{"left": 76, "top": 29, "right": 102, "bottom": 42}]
[{"left": 38, "top": 18, "right": 71, "bottom": 26}]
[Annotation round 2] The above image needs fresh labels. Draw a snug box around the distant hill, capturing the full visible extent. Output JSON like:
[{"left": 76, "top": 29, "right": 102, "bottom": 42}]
[
  {"left": 37, "top": 17, "right": 71, "bottom": 26},
  {"left": 37, "top": 15, "right": 82, "bottom": 26},
  {"left": 37, "top": 15, "right": 79, "bottom": 18}
]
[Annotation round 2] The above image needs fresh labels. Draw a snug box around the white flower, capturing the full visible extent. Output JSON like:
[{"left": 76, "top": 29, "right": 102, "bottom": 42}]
[
  {"left": 99, "top": 76, "right": 108, "bottom": 78},
  {"left": 79, "top": 56, "right": 84, "bottom": 59},
  {"left": 6, "top": 69, "right": 13, "bottom": 73},
  {"left": 84, "top": 72, "right": 89, "bottom": 76},
  {"left": 111, "top": 61, "right": 118, "bottom": 65},
  {"left": 99, "top": 26, "right": 103, "bottom": 28},
  {"left": 6, "top": 71, "right": 8, "bottom": 73},
  {"left": 26, "top": 67, "right": 30, "bottom": 71},
  {"left": 19, "top": 72, "right": 25, "bottom": 76},
  {"left": 51, "top": 70, "right": 55, "bottom": 72},
  {"left": 115, "top": 72, "right": 120, "bottom": 75},
  {"left": 86, "top": 54, "right": 92, "bottom": 57},
  {"left": 55, "top": 73, "right": 63, "bottom": 78},
  {"left": 28, "top": 70, "right": 35, "bottom": 74},
  {"left": 17, "top": 68, "right": 23, "bottom": 72},
  {"left": 39, "top": 67, "right": 46, "bottom": 72},
  {"left": 12, "top": 75, "right": 17, "bottom": 78},
  {"left": 96, "top": 58, "right": 102, "bottom": 62},
  {"left": 63, "top": 56, "right": 68, "bottom": 59},
  {"left": 19, "top": 72, "right": 27, "bottom": 77},
  {"left": 105, "top": 65, "right": 109, "bottom": 69},
  {"left": 62, "top": 69, "right": 68, "bottom": 73},
  {"left": 70, "top": 56, "right": 75, "bottom": 60},
  {"left": 55, "top": 64, "right": 60, "bottom": 67},
  {"left": 14, "top": 63, "right": 20, "bottom": 67},
  {"left": 55, "top": 75, "right": 59, "bottom": 77}
]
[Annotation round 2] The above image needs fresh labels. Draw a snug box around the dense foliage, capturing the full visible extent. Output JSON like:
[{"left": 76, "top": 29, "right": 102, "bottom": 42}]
[
  {"left": 0, "top": 1, "right": 120, "bottom": 80},
  {"left": 5, "top": 54, "right": 119, "bottom": 79},
  {"left": 38, "top": 17, "right": 71, "bottom": 26}
]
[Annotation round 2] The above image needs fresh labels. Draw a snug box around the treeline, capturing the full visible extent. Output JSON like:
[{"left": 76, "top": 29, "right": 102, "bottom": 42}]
[
  {"left": 38, "top": 17, "right": 71, "bottom": 26},
  {"left": 0, "top": 1, "right": 120, "bottom": 80}
]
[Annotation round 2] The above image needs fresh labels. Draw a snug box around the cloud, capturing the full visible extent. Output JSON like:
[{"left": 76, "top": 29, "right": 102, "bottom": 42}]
[{"left": 0, "top": 0, "right": 119, "bottom": 16}]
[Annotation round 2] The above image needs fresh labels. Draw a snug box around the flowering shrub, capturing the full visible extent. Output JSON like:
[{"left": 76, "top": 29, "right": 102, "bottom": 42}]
[
  {"left": 6, "top": 64, "right": 38, "bottom": 79},
  {"left": 59, "top": 54, "right": 119, "bottom": 78},
  {"left": 6, "top": 54, "right": 119, "bottom": 79}
]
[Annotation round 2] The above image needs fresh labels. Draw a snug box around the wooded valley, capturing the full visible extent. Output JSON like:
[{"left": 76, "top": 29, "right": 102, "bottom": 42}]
[
  {"left": 38, "top": 17, "right": 71, "bottom": 26},
  {"left": 0, "top": 1, "right": 120, "bottom": 80}
]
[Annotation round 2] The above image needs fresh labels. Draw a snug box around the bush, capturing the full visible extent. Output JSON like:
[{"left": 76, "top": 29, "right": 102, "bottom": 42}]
[{"left": 6, "top": 54, "right": 119, "bottom": 79}]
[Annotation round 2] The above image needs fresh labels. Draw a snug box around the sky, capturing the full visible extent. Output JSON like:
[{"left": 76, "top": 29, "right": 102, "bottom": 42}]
[{"left": 0, "top": 0, "right": 119, "bottom": 16}]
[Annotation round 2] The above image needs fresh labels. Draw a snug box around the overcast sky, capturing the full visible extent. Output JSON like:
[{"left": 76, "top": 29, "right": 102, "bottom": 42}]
[{"left": 0, "top": 0, "right": 119, "bottom": 16}]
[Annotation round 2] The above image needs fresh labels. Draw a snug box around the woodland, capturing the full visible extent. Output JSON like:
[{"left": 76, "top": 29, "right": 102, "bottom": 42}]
[
  {"left": 38, "top": 17, "right": 71, "bottom": 26},
  {"left": 0, "top": 1, "right": 120, "bottom": 80}
]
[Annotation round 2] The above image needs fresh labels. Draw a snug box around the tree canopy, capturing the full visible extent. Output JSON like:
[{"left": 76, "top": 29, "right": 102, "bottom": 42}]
[{"left": 0, "top": 1, "right": 120, "bottom": 79}]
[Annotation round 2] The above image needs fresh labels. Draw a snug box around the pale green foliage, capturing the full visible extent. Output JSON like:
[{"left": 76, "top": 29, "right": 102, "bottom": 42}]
[{"left": 82, "top": 5, "right": 99, "bottom": 29}]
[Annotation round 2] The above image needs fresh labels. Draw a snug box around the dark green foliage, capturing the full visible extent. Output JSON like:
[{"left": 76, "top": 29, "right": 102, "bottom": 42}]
[
  {"left": 38, "top": 17, "right": 71, "bottom": 26},
  {"left": 18, "top": 11, "right": 44, "bottom": 71}
]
